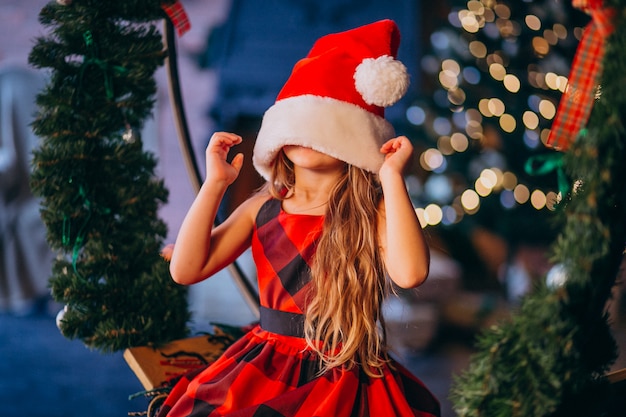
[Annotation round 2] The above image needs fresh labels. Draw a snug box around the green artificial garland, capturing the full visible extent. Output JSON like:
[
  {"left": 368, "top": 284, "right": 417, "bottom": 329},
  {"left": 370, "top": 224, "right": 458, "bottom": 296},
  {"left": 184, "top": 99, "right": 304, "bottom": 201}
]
[
  {"left": 451, "top": 2, "right": 626, "bottom": 416},
  {"left": 28, "top": 0, "right": 189, "bottom": 351}
]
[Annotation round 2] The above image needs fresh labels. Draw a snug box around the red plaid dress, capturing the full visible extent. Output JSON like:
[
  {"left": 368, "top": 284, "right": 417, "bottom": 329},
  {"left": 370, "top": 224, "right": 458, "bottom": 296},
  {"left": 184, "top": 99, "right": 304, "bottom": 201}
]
[{"left": 158, "top": 199, "right": 440, "bottom": 417}]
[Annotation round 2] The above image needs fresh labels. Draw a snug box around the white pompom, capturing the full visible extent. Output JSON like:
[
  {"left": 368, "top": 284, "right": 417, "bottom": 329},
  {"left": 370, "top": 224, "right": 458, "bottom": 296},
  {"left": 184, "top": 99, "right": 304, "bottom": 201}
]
[{"left": 354, "top": 55, "right": 409, "bottom": 107}]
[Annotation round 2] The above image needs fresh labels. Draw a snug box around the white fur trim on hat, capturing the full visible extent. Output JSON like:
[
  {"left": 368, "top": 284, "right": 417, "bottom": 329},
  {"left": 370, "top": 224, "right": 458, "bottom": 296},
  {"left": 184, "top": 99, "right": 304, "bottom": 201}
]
[
  {"left": 354, "top": 55, "right": 409, "bottom": 107},
  {"left": 253, "top": 95, "right": 396, "bottom": 180}
]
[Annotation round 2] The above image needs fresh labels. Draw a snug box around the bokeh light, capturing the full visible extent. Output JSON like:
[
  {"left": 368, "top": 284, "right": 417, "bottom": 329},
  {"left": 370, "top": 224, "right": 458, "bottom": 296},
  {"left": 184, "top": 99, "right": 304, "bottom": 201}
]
[
  {"left": 461, "top": 189, "right": 480, "bottom": 212},
  {"left": 420, "top": 148, "right": 445, "bottom": 171},
  {"left": 530, "top": 189, "right": 547, "bottom": 209},
  {"left": 450, "top": 132, "right": 469, "bottom": 152},
  {"left": 412, "top": 0, "right": 570, "bottom": 222},
  {"left": 525, "top": 15, "right": 541, "bottom": 31},
  {"left": 503, "top": 74, "right": 521, "bottom": 92},
  {"left": 514, "top": 184, "right": 530, "bottom": 204},
  {"left": 532, "top": 36, "right": 550, "bottom": 56},
  {"left": 522, "top": 111, "right": 539, "bottom": 129},
  {"left": 539, "top": 99, "right": 556, "bottom": 119},
  {"left": 499, "top": 114, "right": 516, "bottom": 133},
  {"left": 424, "top": 204, "right": 444, "bottom": 226},
  {"left": 406, "top": 105, "right": 426, "bottom": 126}
]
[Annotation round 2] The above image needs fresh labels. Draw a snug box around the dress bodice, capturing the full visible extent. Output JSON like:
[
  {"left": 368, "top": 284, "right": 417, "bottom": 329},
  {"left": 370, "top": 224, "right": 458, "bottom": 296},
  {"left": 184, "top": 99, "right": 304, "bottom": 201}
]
[{"left": 251, "top": 198, "right": 324, "bottom": 315}]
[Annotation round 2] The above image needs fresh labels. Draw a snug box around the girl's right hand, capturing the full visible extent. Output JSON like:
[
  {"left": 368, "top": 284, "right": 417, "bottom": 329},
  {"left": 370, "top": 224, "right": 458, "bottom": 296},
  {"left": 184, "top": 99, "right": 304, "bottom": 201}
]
[{"left": 205, "top": 132, "right": 244, "bottom": 186}]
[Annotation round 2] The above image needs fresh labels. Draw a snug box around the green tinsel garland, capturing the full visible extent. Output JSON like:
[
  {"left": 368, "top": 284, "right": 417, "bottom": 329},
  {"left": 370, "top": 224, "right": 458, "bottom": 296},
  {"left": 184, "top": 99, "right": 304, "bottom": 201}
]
[
  {"left": 28, "top": 0, "right": 189, "bottom": 351},
  {"left": 451, "top": 2, "right": 626, "bottom": 416}
]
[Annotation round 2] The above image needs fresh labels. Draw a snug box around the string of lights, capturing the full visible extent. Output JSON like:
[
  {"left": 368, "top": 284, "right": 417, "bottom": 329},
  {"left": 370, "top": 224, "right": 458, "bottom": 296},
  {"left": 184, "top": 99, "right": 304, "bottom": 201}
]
[{"left": 408, "top": 0, "right": 587, "bottom": 228}]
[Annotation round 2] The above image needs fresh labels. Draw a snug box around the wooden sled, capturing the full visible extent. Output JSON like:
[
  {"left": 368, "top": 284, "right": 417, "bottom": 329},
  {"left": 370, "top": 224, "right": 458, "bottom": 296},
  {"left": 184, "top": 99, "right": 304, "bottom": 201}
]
[{"left": 124, "top": 325, "right": 244, "bottom": 416}]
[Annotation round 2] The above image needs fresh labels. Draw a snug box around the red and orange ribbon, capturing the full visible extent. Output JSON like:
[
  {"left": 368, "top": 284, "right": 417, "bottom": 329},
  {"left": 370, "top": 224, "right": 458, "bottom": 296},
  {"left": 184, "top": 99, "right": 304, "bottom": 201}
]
[{"left": 546, "top": 0, "right": 616, "bottom": 151}]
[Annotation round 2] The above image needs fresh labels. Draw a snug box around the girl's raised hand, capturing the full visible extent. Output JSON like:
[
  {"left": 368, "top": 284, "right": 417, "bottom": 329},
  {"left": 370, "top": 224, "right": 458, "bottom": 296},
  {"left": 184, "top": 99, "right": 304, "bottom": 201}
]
[
  {"left": 205, "top": 132, "right": 244, "bottom": 186},
  {"left": 379, "top": 136, "right": 413, "bottom": 178}
]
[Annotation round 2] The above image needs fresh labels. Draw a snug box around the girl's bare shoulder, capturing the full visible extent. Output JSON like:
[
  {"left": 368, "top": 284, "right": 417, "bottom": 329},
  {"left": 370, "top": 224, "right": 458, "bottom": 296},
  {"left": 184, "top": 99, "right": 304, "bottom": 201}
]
[{"left": 235, "top": 188, "right": 273, "bottom": 223}]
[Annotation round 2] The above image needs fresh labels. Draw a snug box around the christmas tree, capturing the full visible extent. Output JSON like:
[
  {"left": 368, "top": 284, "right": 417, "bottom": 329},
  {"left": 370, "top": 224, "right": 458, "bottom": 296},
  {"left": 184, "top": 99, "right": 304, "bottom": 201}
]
[
  {"left": 28, "top": 0, "right": 189, "bottom": 351},
  {"left": 442, "top": 0, "right": 626, "bottom": 415},
  {"left": 401, "top": 0, "right": 590, "bottom": 291}
]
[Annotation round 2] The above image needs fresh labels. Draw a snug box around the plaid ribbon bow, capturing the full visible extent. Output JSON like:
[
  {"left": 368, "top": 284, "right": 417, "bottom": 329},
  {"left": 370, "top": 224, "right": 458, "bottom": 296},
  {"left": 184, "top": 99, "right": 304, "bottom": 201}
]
[
  {"left": 161, "top": 1, "right": 191, "bottom": 36},
  {"left": 546, "top": 0, "right": 616, "bottom": 151}
]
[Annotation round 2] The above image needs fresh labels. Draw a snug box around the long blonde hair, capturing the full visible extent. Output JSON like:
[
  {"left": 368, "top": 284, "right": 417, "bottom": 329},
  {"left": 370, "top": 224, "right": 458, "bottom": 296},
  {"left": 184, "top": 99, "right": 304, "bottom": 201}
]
[{"left": 266, "top": 150, "right": 391, "bottom": 377}]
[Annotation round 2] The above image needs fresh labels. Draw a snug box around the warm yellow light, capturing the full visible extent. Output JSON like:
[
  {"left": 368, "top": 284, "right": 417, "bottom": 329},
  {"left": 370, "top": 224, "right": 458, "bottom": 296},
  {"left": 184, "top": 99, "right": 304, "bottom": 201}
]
[
  {"left": 469, "top": 41, "right": 487, "bottom": 58},
  {"left": 459, "top": 10, "right": 480, "bottom": 33},
  {"left": 424, "top": 204, "right": 443, "bottom": 226},
  {"left": 450, "top": 132, "right": 469, "bottom": 152},
  {"left": 557, "top": 76, "right": 568, "bottom": 92},
  {"left": 525, "top": 15, "right": 541, "bottom": 31},
  {"left": 553, "top": 23, "right": 567, "bottom": 39},
  {"left": 420, "top": 148, "right": 444, "bottom": 171},
  {"left": 502, "top": 172, "right": 518, "bottom": 190},
  {"left": 503, "top": 74, "right": 521, "bottom": 93},
  {"left": 514, "top": 184, "right": 530, "bottom": 204},
  {"left": 483, "top": 7, "right": 495, "bottom": 22},
  {"left": 532, "top": 36, "right": 550, "bottom": 56},
  {"left": 486, "top": 53, "right": 504, "bottom": 66},
  {"left": 543, "top": 29, "right": 558, "bottom": 45},
  {"left": 491, "top": 167, "right": 504, "bottom": 190},
  {"left": 480, "top": 169, "right": 498, "bottom": 189},
  {"left": 574, "top": 27, "right": 584, "bottom": 40},
  {"left": 461, "top": 189, "right": 480, "bottom": 211},
  {"left": 475, "top": 178, "right": 491, "bottom": 197},
  {"left": 546, "top": 191, "right": 560, "bottom": 211},
  {"left": 479, "top": 98, "right": 492, "bottom": 117},
  {"left": 499, "top": 114, "right": 516, "bottom": 133},
  {"left": 442, "top": 59, "right": 461, "bottom": 75},
  {"left": 488, "top": 98, "right": 505, "bottom": 117},
  {"left": 489, "top": 63, "right": 506, "bottom": 81},
  {"left": 530, "top": 189, "right": 547, "bottom": 209},
  {"left": 437, "top": 136, "right": 454, "bottom": 155},
  {"left": 540, "top": 128, "right": 551, "bottom": 145},
  {"left": 494, "top": 4, "right": 511, "bottom": 19},
  {"left": 467, "top": 0, "right": 485, "bottom": 15},
  {"left": 539, "top": 99, "right": 556, "bottom": 120},
  {"left": 439, "top": 70, "right": 459, "bottom": 89},
  {"left": 522, "top": 111, "right": 539, "bottom": 129},
  {"left": 448, "top": 87, "right": 466, "bottom": 105},
  {"left": 545, "top": 72, "right": 559, "bottom": 90}
]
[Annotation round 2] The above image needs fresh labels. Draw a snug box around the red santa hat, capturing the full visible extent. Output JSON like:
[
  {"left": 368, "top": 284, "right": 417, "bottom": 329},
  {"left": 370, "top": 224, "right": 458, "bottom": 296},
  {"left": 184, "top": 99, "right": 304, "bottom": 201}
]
[{"left": 253, "top": 19, "right": 410, "bottom": 180}]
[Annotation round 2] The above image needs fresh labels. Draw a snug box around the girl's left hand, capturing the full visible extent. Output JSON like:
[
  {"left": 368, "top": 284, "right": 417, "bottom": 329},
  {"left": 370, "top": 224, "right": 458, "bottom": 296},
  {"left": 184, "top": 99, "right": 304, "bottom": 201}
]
[{"left": 379, "top": 136, "right": 413, "bottom": 177}]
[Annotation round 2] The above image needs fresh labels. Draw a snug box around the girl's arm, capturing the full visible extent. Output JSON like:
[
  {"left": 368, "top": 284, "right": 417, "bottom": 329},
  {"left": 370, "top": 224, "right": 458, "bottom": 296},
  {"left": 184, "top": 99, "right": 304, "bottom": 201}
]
[
  {"left": 169, "top": 132, "right": 264, "bottom": 285},
  {"left": 378, "top": 136, "right": 430, "bottom": 289}
]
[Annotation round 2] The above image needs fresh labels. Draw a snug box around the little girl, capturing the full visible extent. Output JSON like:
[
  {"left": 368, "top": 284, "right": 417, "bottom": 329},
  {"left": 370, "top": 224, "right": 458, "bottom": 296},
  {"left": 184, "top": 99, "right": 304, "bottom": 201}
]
[{"left": 160, "top": 19, "right": 440, "bottom": 417}]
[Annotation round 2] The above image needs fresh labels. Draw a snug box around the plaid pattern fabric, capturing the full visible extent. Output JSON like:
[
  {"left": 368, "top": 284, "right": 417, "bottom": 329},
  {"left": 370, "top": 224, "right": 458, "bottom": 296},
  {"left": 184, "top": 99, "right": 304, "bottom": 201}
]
[
  {"left": 547, "top": 0, "right": 615, "bottom": 150},
  {"left": 158, "top": 199, "right": 440, "bottom": 417},
  {"left": 161, "top": 1, "right": 191, "bottom": 36},
  {"left": 253, "top": 198, "right": 323, "bottom": 314}
]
